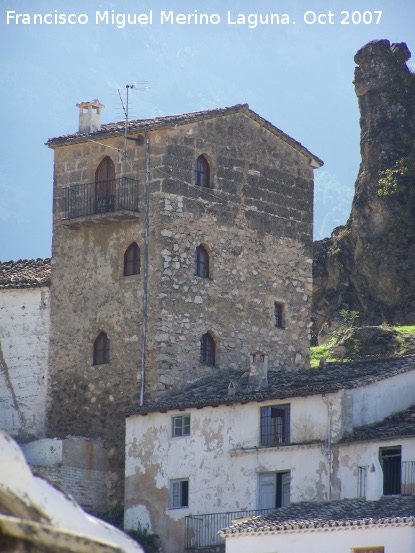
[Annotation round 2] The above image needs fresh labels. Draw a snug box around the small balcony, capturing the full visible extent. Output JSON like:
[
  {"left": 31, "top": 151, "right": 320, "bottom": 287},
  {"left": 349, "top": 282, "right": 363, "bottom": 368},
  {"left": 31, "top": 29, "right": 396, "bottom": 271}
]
[
  {"left": 358, "top": 461, "right": 415, "bottom": 498},
  {"left": 185, "top": 509, "right": 273, "bottom": 552},
  {"left": 62, "top": 178, "right": 140, "bottom": 228}
]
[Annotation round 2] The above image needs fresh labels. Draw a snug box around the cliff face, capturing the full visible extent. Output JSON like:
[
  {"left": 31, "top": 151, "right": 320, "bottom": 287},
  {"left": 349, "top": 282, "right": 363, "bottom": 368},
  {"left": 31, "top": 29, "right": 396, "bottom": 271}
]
[{"left": 313, "top": 40, "right": 415, "bottom": 342}]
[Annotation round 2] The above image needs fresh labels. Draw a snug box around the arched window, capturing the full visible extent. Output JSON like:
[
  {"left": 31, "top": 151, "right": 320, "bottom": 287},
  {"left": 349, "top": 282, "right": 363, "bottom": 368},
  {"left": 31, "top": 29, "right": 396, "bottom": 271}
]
[
  {"left": 93, "top": 331, "right": 110, "bottom": 365},
  {"left": 194, "top": 245, "right": 209, "bottom": 278},
  {"left": 200, "top": 332, "right": 215, "bottom": 366},
  {"left": 95, "top": 156, "right": 115, "bottom": 213},
  {"left": 194, "top": 155, "right": 210, "bottom": 188},
  {"left": 124, "top": 243, "right": 140, "bottom": 276}
]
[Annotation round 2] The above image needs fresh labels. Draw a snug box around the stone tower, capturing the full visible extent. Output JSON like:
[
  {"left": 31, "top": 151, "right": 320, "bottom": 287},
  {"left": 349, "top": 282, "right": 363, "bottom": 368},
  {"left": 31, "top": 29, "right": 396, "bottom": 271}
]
[{"left": 46, "top": 103, "right": 322, "bottom": 504}]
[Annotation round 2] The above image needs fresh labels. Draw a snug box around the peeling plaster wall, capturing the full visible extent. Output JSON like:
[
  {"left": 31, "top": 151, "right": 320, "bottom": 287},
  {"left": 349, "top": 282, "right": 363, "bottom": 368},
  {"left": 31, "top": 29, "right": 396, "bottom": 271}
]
[
  {"left": 223, "top": 525, "right": 415, "bottom": 553},
  {"left": 335, "top": 436, "right": 415, "bottom": 499},
  {"left": 125, "top": 396, "right": 329, "bottom": 553},
  {"left": 0, "top": 287, "right": 49, "bottom": 438}
]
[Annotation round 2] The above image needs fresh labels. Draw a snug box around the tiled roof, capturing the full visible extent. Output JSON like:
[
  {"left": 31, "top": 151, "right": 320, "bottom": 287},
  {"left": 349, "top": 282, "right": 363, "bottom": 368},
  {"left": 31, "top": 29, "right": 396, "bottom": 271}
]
[
  {"left": 0, "top": 259, "right": 51, "bottom": 289},
  {"left": 129, "top": 355, "right": 415, "bottom": 416},
  {"left": 219, "top": 496, "right": 415, "bottom": 536},
  {"left": 46, "top": 104, "right": 323, "bottom": 166},
  {"left": 340, "top": 403, "right": 415, "bottom": 443}
]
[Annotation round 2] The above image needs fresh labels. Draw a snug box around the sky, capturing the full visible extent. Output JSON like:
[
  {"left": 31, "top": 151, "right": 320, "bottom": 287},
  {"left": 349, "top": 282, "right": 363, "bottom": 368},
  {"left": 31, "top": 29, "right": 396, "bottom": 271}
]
[{"left": 1, "top": 0, "right": 414, "bottom": 261}]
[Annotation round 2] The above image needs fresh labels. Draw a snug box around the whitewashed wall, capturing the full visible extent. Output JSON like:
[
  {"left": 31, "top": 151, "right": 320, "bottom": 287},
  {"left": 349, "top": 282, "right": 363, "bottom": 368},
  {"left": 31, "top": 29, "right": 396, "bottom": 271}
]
[
  {"left": 0, "top": 287, "right": 50, "bottom": 438},
  {"left": 125, "top": 370, "right": 415, "bottom": 553},
  {"left": 351, "top": 370, "right": 415, "bottom": 427},
  {"left": 336, "top": 436, "right": 415, "bottom": 499},
  {"left": 223, "top": 525, "right": 415, "bottom": 553},
  {"left": 125, "top": 396, "right": 330, "bottom": 553}
]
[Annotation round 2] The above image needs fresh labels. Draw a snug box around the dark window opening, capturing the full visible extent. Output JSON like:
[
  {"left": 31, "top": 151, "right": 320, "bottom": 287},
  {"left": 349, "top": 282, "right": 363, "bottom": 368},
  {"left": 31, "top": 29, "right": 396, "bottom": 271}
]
[
  {"left": 274, "top": 302, "right": 284, "bottom": 328},
  {"left": 260, "top": 404, "right": 290, "bottom": 446},
  {"left": 194, "top": 245, "right": 209, "bottom": 278},
  {"left": 380, "top": 446, "right": 401, "bottom": 495},
  {"left": 194, "top": 155, "right": 210, "bottom": 188},
  {"left": 124, "top": 243, "right": 140, "bottom": 276},
  {"left": 93, "top": 331, "right": 110, "bottom": 365},
  {"left": 200, "top": 333, "right": 215, "bottom": 366}
]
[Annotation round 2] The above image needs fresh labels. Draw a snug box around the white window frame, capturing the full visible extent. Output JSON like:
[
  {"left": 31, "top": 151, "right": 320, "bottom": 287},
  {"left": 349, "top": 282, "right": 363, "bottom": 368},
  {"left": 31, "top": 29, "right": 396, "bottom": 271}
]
[
  {"left": 172, "top": 414, "right": 191, "bottom": 437},
  {"left": 257, "top": 471, "right": 290, "bottom": 510},
  {"left": 169, "top": 479, "right": 189, "bottom": 509}
]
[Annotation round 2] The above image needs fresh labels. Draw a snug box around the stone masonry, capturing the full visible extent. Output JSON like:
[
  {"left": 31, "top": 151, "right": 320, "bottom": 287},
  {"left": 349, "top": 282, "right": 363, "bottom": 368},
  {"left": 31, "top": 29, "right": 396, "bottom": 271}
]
[{"left": 46, "top": 103, "right": 322, "bottom": 504}]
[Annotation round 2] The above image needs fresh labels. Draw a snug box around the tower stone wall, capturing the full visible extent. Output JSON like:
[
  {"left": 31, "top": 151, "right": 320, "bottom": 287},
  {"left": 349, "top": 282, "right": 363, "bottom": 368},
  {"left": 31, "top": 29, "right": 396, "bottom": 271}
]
[{"left": 46, "top": 105, "right": 321, "bottom": 504}]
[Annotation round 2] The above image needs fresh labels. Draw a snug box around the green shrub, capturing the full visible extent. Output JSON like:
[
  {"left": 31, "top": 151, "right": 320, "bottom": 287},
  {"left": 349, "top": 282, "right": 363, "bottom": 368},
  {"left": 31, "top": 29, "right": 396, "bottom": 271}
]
[{"left": 126, "top": 523, "right": 161, "bottom": 553}]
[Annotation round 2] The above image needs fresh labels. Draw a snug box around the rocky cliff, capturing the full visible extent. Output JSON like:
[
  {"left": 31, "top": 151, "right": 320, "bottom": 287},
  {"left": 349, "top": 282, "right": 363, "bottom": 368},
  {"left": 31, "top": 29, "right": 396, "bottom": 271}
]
[{"left": 313, "top": 40, "right": 415, "bottom": 343}]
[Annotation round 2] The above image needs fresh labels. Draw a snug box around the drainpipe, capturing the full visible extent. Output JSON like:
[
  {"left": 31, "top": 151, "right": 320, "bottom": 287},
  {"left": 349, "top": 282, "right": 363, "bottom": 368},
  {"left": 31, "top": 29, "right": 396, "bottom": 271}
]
[
  {"left": 322, "top": 394, "right": 332, "bottom": 500},
  {"left": 140, "top": 128, "right": 150, "bottom": 406}
]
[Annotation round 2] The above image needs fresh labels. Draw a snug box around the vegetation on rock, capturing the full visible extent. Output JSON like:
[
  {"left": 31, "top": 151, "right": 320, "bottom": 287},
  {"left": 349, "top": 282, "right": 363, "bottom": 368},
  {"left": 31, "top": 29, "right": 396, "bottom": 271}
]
[
  {"left": 378, "top": 151, "right": 415, "bottom": 197},
  {"left": 310, "top": 324, "right": 415, "bottom": 367}
]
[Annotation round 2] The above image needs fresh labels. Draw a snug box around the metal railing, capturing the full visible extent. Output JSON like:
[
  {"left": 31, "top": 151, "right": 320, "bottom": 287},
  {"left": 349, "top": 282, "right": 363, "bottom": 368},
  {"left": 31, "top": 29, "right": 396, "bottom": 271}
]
[
  {"left": 185, "top": 508, "right": 273, "bottom": 551},
  {"left": 357, "top": 461, "right": 415, "bottom": 498},
  {"left": 63, "top": 178, "right": 139, "bottom": 219}
]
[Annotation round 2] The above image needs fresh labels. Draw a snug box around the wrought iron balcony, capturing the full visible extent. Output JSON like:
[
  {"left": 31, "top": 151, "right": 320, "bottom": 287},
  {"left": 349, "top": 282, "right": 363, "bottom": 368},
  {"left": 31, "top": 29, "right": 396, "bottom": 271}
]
[
  {"left": 62, "top": 178, "right": 139, "bottom": 227},
  {"left": 357, "top": 461, "right": 415, "bottom": 498},
  {"left": 185, "top": 508, "right": 273, "bottom": 552}
]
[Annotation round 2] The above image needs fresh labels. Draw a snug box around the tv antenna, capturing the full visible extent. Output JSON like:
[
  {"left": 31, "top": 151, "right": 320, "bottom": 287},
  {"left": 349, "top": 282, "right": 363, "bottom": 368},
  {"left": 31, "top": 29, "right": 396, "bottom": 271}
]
[{"left": 116, "top": 81, "right": 149, "bottom": 173}]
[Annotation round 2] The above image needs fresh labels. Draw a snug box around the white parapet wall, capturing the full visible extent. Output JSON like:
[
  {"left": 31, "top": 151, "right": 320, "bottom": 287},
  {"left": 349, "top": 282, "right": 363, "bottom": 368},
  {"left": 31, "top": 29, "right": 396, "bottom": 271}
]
[{"left": 0, "top": 286, "right": 50, "bottom": 438}]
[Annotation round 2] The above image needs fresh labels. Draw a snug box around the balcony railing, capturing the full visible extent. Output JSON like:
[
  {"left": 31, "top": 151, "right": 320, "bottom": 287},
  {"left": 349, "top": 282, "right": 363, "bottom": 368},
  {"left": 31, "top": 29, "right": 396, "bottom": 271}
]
[
  {"left": 63, "top": 178, "right": 139, "bottom": 220},
  {"left": 185, "top": 509, "right": 273, "bottom": 551},
  {"left": 358, "top": 461, "right": 415, "bottom": 497}
]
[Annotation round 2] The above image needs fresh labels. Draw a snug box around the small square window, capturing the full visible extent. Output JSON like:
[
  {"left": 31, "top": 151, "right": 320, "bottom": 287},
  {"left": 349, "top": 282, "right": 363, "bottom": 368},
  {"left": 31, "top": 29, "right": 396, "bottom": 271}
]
[
  {"left": 274, "top": 302, "right": 284, "bottom": 328},
  {"left": 170, "top": 479, "right": 189, "bottom": 509},
  {"left": 172, "top": 414, "right": 190, "bottom": 437}
]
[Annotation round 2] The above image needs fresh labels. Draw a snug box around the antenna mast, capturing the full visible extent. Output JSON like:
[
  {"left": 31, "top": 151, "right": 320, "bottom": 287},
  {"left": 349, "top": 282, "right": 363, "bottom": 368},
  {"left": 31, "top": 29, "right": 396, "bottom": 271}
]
[{"left": 117, "top": 81, "right": 149, "bottom": 175}]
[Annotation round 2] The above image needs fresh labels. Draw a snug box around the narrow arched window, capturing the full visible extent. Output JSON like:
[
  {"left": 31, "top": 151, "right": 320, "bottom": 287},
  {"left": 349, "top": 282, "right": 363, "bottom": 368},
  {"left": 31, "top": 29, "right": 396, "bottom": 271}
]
[
  {"left": 194, "top": 245, "right": 209, "bottom": 278},
  {"left": 93, "top": 332, "right": 110, "bottom": 365},
  {"left": 200, "top": 333, "right": 215, "bottom": 366},
  {"left": 124, "top": 243, "right": 140, "bottom": 276},
  {"left": 194, "top": 155, "right": 210, "bottom": 188},
  {"left": 95, "top": 156, "right": 116, "bottom": 213}
]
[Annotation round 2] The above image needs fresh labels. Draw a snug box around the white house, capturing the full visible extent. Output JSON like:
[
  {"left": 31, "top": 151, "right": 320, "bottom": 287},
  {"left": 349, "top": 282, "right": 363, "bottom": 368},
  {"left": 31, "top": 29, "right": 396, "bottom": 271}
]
[
  {"left": 0, "top": 259, "right": 50, "bottom": 439},
  {"left": 336, "top": 402, "right": 415, "bottom": 500},
  {"left": 124, "top": 353, "right": 415, "bottom": 553},
  {"left": 218, "top": 496, "right": 415, "bottom": 553}
]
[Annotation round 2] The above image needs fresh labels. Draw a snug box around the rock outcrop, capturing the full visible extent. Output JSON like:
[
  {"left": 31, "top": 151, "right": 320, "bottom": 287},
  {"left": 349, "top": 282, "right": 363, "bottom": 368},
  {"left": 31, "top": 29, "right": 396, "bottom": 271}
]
[{"left": 313, "top": 40, "right": 415, "bottom": 343}]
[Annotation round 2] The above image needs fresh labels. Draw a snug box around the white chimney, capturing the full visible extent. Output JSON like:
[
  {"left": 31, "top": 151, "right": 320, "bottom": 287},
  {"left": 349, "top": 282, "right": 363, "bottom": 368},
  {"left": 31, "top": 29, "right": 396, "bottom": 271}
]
[
  {"left": 76, "top": 99, "right": 104, "bottom": 134},
  {"left": 248, "top": 352, "right": 268, "bottom": 390},
  {"left": 366, "top": 455, "right": 383, "bottom": 501}
]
